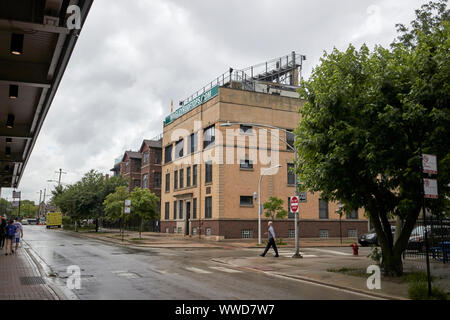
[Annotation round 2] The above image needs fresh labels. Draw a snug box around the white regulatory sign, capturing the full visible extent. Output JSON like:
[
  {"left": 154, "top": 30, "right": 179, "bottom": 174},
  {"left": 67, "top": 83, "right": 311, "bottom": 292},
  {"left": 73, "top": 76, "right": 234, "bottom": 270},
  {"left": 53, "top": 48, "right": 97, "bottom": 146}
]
[
  {"left": 124, "top": 200, "right": 131, "bottom": 207},
  {"left": 298, "top": 192, "right": 307, "bottom": 203},
  {"left": 124, "top": 207, "right": 131, "bottom": 214},
  {"left": 422, "top": 154, "right": 437, "bottom": 174},
  {"left": 424, "top": 178, "right": 438, "bottom": 199}
]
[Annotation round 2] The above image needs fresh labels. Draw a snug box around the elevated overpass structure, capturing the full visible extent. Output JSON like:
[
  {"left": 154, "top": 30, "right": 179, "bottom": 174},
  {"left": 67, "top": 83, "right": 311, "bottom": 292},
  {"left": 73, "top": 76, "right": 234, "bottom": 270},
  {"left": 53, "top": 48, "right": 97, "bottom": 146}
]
[{"left": 0, "top": 0, "right": 93, "bottom": 190}]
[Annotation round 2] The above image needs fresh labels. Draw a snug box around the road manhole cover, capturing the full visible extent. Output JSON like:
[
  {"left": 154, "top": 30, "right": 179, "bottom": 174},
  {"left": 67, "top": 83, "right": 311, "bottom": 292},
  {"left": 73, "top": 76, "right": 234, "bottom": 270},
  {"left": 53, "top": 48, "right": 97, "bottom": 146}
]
[{"left": 20, "top": 276, "right": 45, "bottom": 286}]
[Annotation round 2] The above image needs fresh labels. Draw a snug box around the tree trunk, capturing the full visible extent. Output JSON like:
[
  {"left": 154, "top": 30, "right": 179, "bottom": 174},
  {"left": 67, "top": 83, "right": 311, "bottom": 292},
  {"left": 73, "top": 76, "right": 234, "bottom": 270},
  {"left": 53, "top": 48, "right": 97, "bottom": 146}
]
[
  {"left": 139, "top": 217, "right": 143, "bottom": 239},
  {"left": 95, "top": 218, "right": 99, "bottom": 232},
  {"left": 381, "top": 249, "right": 404, "bottom": 276}
]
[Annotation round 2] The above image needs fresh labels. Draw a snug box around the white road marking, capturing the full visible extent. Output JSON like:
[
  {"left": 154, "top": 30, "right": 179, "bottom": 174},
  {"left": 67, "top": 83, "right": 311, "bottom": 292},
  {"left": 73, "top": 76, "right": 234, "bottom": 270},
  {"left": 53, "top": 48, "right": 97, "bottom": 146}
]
[
  {"left": 184, "top": 267, "right": 212, "bottom": 274},
  {"left": 309, "top": 248, "right": 352, "bottom": 256},
  {"left": 209, "top": 266, "right": 242, "bottom": 273}
]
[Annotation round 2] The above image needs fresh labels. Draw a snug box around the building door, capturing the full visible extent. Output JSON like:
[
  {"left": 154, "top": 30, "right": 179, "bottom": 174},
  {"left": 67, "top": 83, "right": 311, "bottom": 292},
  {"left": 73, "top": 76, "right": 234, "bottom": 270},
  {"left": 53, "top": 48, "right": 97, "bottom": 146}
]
[{"left": 185, "top": 201, "right": 191, "bottom": 235}]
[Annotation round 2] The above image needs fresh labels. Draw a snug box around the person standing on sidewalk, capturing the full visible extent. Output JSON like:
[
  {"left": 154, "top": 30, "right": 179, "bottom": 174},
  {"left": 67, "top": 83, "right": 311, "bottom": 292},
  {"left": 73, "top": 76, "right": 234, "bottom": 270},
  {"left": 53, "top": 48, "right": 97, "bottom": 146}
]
[
  {"left": 260, "top": 221, "right": 279, "bottom": 257},
  {"left": 13, "top": 217, "right": 23, "bottom": 252},
  {"left": 5, "top": 220, "right": 17, "bottom": 255},
  {"left": 0, "top": 217, "right": 6, "bottom": 250}
]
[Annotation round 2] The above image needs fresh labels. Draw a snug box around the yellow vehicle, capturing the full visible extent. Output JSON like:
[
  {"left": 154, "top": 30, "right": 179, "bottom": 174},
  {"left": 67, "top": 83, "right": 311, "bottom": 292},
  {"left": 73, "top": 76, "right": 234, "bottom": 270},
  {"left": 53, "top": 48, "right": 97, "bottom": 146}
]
[{"left": 46, "top": 212, "right": 62, "bottom": 229}]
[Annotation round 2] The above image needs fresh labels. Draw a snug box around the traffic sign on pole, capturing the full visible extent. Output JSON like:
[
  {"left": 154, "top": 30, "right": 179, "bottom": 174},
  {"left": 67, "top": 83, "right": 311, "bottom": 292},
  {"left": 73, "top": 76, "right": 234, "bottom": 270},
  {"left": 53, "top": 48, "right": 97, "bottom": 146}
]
[
  {"left": 424, "top": 179, "right": 438, "bottom": 199},
  {"left": 290, "top": 196, "right": 299, "bottom": 214},
  {"left": 422, "top": 154, "right": 437, "bottom": 174}
]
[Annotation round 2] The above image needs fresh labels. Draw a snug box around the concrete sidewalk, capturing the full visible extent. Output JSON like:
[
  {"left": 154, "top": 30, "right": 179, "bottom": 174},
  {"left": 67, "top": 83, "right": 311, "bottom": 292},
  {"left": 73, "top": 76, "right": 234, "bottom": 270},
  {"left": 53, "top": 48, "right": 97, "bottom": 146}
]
[{"left": 0, "top": 246, "right": 58, "bottom": 300}]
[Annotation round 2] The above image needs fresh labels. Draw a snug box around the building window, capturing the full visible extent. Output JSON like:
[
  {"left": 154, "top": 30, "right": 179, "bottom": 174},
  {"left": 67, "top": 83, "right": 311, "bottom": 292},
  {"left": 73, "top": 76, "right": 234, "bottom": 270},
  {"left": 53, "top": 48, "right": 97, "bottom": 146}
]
[
  {"left": 288, "top": 229, "right": 295, "bottom": 238},
  {"left": 319, "top": 230, "right": 329, "bottom": 238},
  {"left": 142, "top": 174, "right": 148, "bottom": 189},
  {"left": 155, "top": 150, "right": 161, "bottom": 164},
  {"left": 192, "top": 227, "right": 197, "bottom": 235},
  {"left": 346, "top": 210, "right": 358, "bottom": 220},
  {"left": 319, "top": 199, "right": 329, "bottom": 219},
  {"left": 240, "top": 196, "right": 253, "bottom": 206},
  {"left": 125, "top": 162, "right": 130, "bottom": 173},
  {"left": 240, "top": 125, "right": 253, "bottom": 134},
  {"left": 174, "top": 170, "right": 178, "bottom": 189},
  {"left": 206, "top": 228, "right": 211, "bottom": 236},
  {"left": 189, "top": 132, "right": 198, "bottom": 154},
  {"left": 288, "top": 197, "right": 295, "bottom": 219},
  {"left": 193, "top": 198, "right": 197, "bottom": 219},
  {"left": 175, "top": 139, "right": 184, "bottom": 159},
  {"left": 134, "top": 180, "right": 140, "bottom": 187},
  {"left": 154, "top": 172, "right": 161, "bottom": 189},
  {"left": 173, "top": 227, "right": 177, "bottom": 233},
  {"left": 164, "top": 202, "right": 170, "bottom": 220},
  {"left": 193, "top": 165, "right": 198, "bottom": 186},
  {"left": 203, "top": 125, "right": 215, "bottom": 149},
  {"left": 240, "top": 159, "right": 253, "bottom": 169},
  {"left": 143, "top": 152, "right": 149, "bottom": 164},
  {"left": 205, "top": 196, "right": 212, "bottom": 219},
  {"left": 179, "top": 200, "right": 183, "bottom": 220},
  {"left": 165, "top": 145, "right": 173, "bottom": 163},
  {"left": 205, "top": 161, "right": 212, "bottom": 183},
  {"left": 186, "top": 167, "right": 191, "bottom": 187},
  {"left": 165, "top": 227, "right": 169, "bottom": 233},
  {"left": 173, "top": 201, "right": 177, "bottom": 219},
  {"left": 178, "top": 227, "right": 182, "bottom": 234},
  {"left": 348, "top": 229, "right": 358, "bottom": 238},
  {"left": 165, "top": 173, "right": 170, "bottom": 192},
  {"left": 286, "top": 130, "right": 295, "bottom": 151},
  {"left": 241, "top": 229, "right": 253, "bottom": 239},
  {"left": 179, "top": 169, "right": 184, "bottom": 189},
  {"left": 287, "top": 163, "right": 295, "bottom": 185}
]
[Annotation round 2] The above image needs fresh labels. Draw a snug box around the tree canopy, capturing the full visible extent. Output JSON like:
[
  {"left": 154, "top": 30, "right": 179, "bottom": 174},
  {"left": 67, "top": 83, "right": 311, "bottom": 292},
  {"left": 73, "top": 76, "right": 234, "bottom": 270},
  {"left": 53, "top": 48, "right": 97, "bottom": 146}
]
[{"left": 295, "top": 0, "right": 449, "bottom": 275}]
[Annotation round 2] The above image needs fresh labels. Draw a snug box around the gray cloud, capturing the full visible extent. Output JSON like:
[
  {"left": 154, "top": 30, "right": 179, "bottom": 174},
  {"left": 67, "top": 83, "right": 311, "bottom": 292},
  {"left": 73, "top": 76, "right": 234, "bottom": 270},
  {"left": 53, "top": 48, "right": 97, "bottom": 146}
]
[{"left": 1, "top": 0, "right": 427, "bottom": 202}]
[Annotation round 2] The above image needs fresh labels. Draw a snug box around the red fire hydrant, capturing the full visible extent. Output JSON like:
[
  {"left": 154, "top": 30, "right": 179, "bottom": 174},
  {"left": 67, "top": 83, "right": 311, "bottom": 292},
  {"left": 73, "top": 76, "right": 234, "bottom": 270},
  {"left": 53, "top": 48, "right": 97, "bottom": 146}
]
[{"left": 351, "top": 243, "right": 359, "bottom": 256}]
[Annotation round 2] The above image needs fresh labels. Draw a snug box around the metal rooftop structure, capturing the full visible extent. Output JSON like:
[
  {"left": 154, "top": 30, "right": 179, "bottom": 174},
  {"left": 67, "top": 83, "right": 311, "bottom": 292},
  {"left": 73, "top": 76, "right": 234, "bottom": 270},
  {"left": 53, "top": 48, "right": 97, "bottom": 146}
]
[
  {"left": 180, "top": 51, "right": 305, "bottom": 107},
  {"left": 165, "top": 52, "right": 305, "bottom": 126}
]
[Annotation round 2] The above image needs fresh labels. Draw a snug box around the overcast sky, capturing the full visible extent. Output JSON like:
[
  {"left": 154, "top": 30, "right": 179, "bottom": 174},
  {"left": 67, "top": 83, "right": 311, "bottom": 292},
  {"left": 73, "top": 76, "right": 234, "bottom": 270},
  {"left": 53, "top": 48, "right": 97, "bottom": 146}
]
[{"left": 2, "top": 0, "right": 427, "bottom": 203}]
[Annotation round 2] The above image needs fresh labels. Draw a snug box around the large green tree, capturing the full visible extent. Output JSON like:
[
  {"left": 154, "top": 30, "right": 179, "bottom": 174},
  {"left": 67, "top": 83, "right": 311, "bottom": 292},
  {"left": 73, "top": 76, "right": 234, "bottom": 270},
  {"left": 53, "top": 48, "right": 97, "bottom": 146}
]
[
  {"left": 52, "top": 170, "right": 128, "bottom": 231},
  {"left": 295, "top": 1, "right": 449, "bottom": 276},
  {"left": 130, "top": 187, "right": 160, "bottom": 239}
]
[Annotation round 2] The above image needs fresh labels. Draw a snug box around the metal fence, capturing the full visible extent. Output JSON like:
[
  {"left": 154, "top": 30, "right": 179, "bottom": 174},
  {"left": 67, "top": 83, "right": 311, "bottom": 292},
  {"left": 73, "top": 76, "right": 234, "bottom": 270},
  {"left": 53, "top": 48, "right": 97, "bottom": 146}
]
[
  {"left": 404, "top": 217, "right": 450, "bottom": 264},
  {"left": 101, "top": 218, "right": 160, "bottom": 233}
]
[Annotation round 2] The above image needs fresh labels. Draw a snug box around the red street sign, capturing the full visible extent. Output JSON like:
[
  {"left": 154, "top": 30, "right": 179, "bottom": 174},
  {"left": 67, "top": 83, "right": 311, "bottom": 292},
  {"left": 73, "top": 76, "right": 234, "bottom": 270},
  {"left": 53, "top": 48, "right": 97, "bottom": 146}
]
[{"left": 290, "top": 196, "right": 299, "bottom": 213}]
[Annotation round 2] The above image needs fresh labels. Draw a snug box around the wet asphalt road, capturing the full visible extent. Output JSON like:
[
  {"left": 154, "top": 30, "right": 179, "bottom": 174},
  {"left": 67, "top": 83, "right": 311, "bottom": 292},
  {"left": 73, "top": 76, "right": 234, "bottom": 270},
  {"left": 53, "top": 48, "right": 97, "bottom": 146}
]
[{"left": 22, "top": 225, "right": 374, "bottom": 300}]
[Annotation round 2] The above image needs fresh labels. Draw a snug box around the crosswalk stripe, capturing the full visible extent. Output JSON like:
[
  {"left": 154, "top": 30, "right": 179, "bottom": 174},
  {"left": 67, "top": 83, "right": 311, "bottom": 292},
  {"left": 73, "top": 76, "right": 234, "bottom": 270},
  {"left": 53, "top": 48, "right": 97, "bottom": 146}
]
[
  {"left": 309, "top": 248, "right": 352, "bottom": 256},
  {"left": 184, "top": 267, "right": 212, "bottom": 274},
  {"left": 209, "top": 266, "right": 242, "bottom": 273}
]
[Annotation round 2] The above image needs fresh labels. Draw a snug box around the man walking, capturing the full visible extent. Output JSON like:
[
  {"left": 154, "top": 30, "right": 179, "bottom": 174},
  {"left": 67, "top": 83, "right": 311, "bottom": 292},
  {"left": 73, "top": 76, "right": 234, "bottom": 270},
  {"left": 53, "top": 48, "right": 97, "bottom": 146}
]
[
  {"left": 13, "top": 217, "right": 23, "bottom": 253},
  {"left": 260, "top": 221, "right": 279, "bottom": 257}
]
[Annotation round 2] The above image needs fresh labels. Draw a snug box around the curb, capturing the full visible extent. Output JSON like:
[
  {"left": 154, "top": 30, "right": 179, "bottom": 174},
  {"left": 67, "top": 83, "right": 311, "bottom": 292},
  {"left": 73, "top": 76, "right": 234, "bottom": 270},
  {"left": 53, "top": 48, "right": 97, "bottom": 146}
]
[
  {"left": 211, "top": 258, "right": 408, "bottom": 301},
  {"left": 22, "top": 244, "right": 62, "bottom": 300}
]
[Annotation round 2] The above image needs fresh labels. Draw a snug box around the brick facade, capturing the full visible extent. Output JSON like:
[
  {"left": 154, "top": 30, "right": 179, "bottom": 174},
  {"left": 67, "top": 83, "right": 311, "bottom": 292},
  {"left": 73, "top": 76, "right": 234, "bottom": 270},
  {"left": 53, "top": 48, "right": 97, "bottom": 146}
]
[{"left": 160, "top": 219, "right": 369, "bottom": 239}]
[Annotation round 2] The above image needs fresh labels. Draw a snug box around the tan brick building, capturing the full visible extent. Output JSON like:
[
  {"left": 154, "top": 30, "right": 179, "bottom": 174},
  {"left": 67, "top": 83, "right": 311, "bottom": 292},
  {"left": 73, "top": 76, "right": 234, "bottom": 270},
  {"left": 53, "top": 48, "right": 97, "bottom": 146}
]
[{"left": 160, "top": 54, "right": 369, "bottom": 239}]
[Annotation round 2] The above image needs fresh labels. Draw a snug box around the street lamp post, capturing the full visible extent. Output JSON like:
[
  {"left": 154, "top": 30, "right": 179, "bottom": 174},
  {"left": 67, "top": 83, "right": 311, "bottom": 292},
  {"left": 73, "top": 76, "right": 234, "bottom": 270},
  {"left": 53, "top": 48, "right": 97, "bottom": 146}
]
[
  {"left": 337, "top": 203, "right": 343, "bottom": 244},
  {"left": 258, "top": 165, "right": 282, "bottom": 245},
  {"left": 220, "top": 121, "right": 302, "bottom": 256}
]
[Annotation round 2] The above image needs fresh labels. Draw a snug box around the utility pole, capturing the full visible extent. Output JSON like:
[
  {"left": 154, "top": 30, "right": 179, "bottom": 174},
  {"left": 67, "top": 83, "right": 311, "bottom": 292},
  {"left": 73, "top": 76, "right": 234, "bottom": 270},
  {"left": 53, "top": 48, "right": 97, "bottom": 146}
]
[
  {"left": 38, "top": 190, "right": 42, "bottom": 219},
  {"left": 55, "top": 168, "right": 67, "bottom": 186},
  {"left": 42, "top": 188, "right": 46, "bottom": 218}
]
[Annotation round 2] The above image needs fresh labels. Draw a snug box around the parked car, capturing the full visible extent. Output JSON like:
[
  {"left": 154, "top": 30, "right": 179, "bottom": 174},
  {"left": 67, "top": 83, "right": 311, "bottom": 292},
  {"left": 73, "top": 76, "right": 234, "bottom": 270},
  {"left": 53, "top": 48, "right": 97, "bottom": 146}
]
[
  {"left": 358, "top": 226, "right": 396, "bottom": 247},
  {"left": 407, "top": 225, "right": 450, "bottom": 252},
  {"left": 27, "top": 219, "right": 37, "bottom": 225},
  {"left": 21, "top": 219, "right": 29, "bottom": 225}
]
